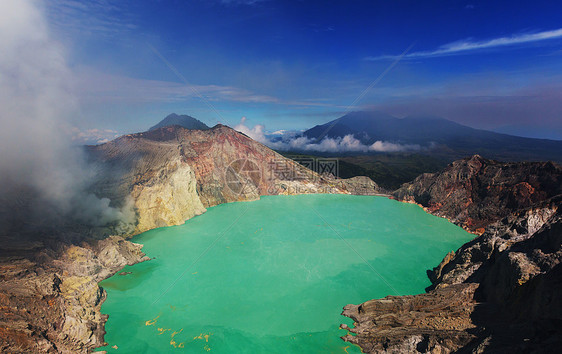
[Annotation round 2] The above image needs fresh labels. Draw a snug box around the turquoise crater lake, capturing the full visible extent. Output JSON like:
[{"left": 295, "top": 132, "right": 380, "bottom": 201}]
[{"left": 99, "top": 195, "right": 473, "bottom": 353}]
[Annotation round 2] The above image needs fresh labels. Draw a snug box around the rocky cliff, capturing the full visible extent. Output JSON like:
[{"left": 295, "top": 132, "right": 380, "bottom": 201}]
[
  {"left": 0, "top": 237, "right": 148, "bottom": 353},
  {"left": 341, "top": 156, "right": 562, "bottom": 353},
  {"left": 87, "top": 124, "right": 356, "bottom": 234},
  {"left": 393, "top": 155, "right": 562, "bottom": 232},
  {"left": 1, "top": 124, "right": 380, "bottom": 352}
]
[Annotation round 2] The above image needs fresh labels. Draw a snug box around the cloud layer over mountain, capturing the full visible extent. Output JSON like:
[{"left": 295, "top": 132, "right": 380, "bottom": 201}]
[{"left": 234, "top": 117, "right": 421, "bottom": 153}]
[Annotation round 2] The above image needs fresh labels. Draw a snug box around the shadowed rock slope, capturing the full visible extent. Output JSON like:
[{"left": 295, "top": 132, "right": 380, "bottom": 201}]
[
  {"left": 0, "top": 125, "right": 380, "bottom": 353},
  {"left": 341, "top": 156, "right": 562, "bottom": 353}
]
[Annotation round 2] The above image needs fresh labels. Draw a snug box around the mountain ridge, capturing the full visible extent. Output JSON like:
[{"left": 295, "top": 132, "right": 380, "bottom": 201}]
[{"left": 303, "top": 111, "right": 562, "bottom": 162}]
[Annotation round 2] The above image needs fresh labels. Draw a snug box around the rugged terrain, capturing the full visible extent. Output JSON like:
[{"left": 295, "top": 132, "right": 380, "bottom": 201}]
[
  {"left": 87, "top": 124, "right": 360, "bottom": 234},
  {"left": 0, "top": 124, "right": 381, "bottom": 353},
  {"left": 393, "top": 155, "right": 562, "bottom": 232},
  {"left": 341, "top": 155, "right": 562, "bottom": 353},
  {"left": 2, "top": 130, "right": 560, "bottom": 353},
  {"left": 0, "top": 237, "right": 148, "bottom": 353}
]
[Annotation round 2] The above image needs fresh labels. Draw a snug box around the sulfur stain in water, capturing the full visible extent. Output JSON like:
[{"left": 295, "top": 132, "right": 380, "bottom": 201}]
[
  {"left": 193, "top": 332, "right": 212, "bottom": 342},
  {"left": 170, "top": 329, "right": 184, "bottom": 348},
  {"left": 171, "top": 329, "right": 183, "bottom": 338},
  {"left": 145, "top": 315, "right": 160, "bottom": 326},
  {"left": 169, "top": 304, "right": 189, "bottom": 311},
  {"left": 157, "top": 328, "right": 171, "bottom": 335}
]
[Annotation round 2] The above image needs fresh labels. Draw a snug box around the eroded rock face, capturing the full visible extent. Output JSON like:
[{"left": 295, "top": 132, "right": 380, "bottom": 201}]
[
  {"left": 341, "top": 283, "right": 479, "bottom": 353},
  {"left": 0, "top": 237, "right": 148, "bottom": 353},
  {"left": 429, "top": 202, "right": 559, "bottom": 289},
  {"left": 334, "top": 176, "right": 384, "bottom": 196},
  {"left": 342, "top": 157, "right": 562, "bottom": 353},
  {"left": 393, "top": 155, "right": 562, "bottom": 232},
  {"left": 130, "top": 157, "right": 206, "bottom": 233}
]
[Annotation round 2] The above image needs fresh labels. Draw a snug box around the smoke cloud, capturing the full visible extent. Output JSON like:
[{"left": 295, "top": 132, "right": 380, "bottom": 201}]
[
  {"left": 0, "top": 0, "right": 134, "bottom": 248},
  {"left": 234, "top": 117, "right": 421, "bottom": 153}
]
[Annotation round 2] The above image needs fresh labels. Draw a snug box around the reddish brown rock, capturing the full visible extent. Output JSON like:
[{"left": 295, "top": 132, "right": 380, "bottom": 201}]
[{"left": 393, "top": 155, "right": 561, "bottom": 231}]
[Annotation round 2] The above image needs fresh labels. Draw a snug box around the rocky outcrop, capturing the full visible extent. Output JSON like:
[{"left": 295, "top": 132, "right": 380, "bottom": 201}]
[
  {"left": 341, "top": 283, "right": 480, "bottom": 353},
  {"left": 393, "top": 155, "right": 562, "bottom": 232},
  {"left": 335, "top": 176, "right": 385, "bottom": 196},
  {"left": 129, "top": 157, "right": 206, "bottom": 233},
  {"left": 0, "top": 237, "right": 148, "bottom": 353},
  {"left": 342, "top": 156, "right": 562, "bottom": 353},
  {"left": 428, "top": 201, "right": 559, "bottom": 289}
]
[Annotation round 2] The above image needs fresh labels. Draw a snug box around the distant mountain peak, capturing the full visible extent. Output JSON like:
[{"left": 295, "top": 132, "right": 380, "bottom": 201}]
[
  {"left": 149, "top": 113, "right": 210, "bottom": 131},
  {"left": 302, "top": 110, "right": 562, "bottom": 162}
]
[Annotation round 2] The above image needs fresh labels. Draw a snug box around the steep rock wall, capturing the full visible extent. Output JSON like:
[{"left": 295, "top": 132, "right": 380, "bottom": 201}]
[{"left": 131, "top": 157, "right": 206, "bottom": 233}]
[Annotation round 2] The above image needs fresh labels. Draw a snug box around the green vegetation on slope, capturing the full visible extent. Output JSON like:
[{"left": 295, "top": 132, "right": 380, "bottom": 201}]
[{"left": 279, "top": 152, "right": 449, "bottom": 190}]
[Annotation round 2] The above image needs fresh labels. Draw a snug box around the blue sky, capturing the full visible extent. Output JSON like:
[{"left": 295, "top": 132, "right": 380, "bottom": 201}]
[{"left": 44, "top": 0, "right": 562, "bottom": 141}]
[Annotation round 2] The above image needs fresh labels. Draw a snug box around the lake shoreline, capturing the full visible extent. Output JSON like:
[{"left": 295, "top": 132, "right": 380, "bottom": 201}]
[{"left": 96, "top": 194, "right": 473, "bottom": 353}]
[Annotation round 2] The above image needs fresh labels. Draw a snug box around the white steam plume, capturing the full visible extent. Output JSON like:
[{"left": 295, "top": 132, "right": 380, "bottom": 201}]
[{"left": 0, "top": 0, "right": 134, "bottom": 239}]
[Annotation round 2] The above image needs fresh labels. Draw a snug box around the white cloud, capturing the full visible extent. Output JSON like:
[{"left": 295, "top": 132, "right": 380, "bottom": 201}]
[
  {"left": 370, "top": 140, "right": 419, "bottom": 152},
  {"left": 65, "top": 126, "right": 121, "bottom": 145},
  {"left": 233, "top": 117, "right": 269, "bottom": 144},
  {"left": 367, "top": 28, "right": 562, "bottom": 60},
  {"left": 233, "top": 118, "right": 421, "bottom": 153},
  {"left": 286, "top": 135, "right": 421, "bottom": 153},
  {"left": 72, "top": 69, "right": 339, "bottom": 113}
]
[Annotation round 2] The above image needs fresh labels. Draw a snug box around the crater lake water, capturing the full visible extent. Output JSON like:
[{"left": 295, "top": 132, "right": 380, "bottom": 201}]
[{"left": 98, "top": 195, "right": 473, "bottom": 353}]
